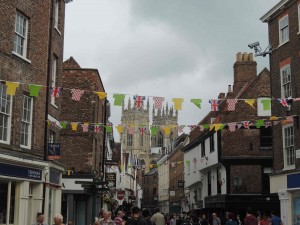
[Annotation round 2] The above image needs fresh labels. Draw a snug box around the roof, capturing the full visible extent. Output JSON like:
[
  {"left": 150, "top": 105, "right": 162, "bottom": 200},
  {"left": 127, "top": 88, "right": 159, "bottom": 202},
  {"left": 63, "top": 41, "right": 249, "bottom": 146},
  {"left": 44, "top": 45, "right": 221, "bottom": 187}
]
[{"left": 260, "top": 0, "right": 290, "bottom": 22}]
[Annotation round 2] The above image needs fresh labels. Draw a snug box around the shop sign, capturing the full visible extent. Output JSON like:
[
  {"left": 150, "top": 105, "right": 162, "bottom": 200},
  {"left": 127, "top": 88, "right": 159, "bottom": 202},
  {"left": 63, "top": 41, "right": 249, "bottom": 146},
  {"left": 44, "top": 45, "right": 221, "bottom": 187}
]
[
  {"left": 105, "top": 160, "right": 119, "bottom": 166},
  {"left": 287, "top": 173, "right": 300, "bottom": 189},
  {"left": 0, "top": 163, "right": 42, "bottom": 181},
  {"left": 178, "top": 180, "right": 185, "bottom": 188},
  {"left": 48, "top": 143, "right": 61, "bottom": 160},
  {"left": 117, "top": 190, "right": 125, "bottom": 200},
  {"left": 105, "top": 173, "right": 116, "bottom": 187}
]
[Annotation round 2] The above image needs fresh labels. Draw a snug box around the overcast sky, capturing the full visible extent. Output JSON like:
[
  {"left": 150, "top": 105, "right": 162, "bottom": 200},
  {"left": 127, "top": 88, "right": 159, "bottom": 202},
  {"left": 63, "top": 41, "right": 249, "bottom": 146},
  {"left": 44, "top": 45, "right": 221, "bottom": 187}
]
[{"left": 64, "top": 0, "right": 278, "bottom": 140}]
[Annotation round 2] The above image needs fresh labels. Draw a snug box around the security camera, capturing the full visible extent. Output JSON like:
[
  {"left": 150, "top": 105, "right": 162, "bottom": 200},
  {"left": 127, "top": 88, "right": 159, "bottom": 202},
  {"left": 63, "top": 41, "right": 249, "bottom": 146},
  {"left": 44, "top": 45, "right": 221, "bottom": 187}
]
[{"left": 248, "top": 41, "right": 260, "bottom": 49}]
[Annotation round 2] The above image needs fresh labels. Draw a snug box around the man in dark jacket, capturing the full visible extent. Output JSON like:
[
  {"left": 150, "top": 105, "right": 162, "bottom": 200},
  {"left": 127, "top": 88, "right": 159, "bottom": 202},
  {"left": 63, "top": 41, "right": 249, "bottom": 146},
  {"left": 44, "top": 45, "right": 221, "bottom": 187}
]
[
  {"left": 244, "top": 208, "right": 258, "bottom": 225},
  {"left": 126, "top": 206, "right": 147, "bottom": 225}
]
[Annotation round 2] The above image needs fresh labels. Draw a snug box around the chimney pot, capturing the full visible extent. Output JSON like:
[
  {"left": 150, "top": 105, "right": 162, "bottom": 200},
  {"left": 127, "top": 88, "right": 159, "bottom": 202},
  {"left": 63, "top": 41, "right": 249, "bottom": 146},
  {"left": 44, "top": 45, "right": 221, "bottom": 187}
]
[
  {"left": 249, "top": 53, "right": 254, "bottom": 61},
  {"left": 228, "top": 85, "right": 232, "bottom": 93},
  {"left": 236, "top": 52, "right": 242, "bottom": 61},
  {"left": 243, "top": 52, "right": 248, "bottom": 61}
]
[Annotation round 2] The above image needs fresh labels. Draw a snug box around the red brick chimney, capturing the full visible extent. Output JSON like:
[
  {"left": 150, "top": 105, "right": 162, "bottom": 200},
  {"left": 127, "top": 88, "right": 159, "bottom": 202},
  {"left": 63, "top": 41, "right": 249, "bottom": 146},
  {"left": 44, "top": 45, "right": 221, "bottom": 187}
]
[{"left": 233, "top": 52, "right": 257, "bottom": 95}]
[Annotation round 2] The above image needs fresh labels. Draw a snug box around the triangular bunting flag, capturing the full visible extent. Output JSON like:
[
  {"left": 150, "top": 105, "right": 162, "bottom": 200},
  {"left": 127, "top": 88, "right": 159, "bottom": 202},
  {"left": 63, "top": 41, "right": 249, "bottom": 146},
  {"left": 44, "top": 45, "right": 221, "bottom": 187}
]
[
  {"left": 277, "top": 98, "right": 289, "bottom": 107},
  {"left": 82, "top": 123, "right": 89, "bottom": 132},
  {"left": 228, "top": 123, "right": 236, "bottom": 132},
  {"left": 71, "top": 122, "right": 78, "bottom": 131},
  {"left": 113, "top": 94, "right": 125, "bottom": 106},
  {"left": 162, "top": 126, "right": 171, "bottom": 136},
  {"left": 6, "top": 81, "right": 20, "bottom": 95},
  {"left": 153, "top": 97, "right": 165, "bottom": 109},
  {"left": 71, "top": 89, "right": 85, "bottom": 101},
  {"left": 50, "top": 87, "right": 62, "bottom": 97},
  {"left": 133, "top": 95, "right": 145, "bottom": 109},
  {"left": 172, "top": 98, "right": 184, "bottom": 110},
  {"left": 105, "top": 126, "right": 112, "bottom": 133},
  {"left": 190, "top": 99, "right": 202, "bottom": 109},
  {"left": 209, "top": 99, "right": 220, "bottom": 111},
  {"left": 244, "top": 99, "right": 255, "bottom": 109},
  {"left": 95, "top": 91, "right": 107, "bottom": 100},
  {"left": 256, "top": 120, "right": 264, "bottom": 128},
  {"left": 151, "top": 126, "right": 157, "bottom": 136},
  {"left": 243, "top": 121, "right": 250, "bottom": 129},
  {"left": 209, "top": 124, "right": 215, "bottom": 131},
  {"left": 94, "top": 125, "right": 100, "bottom": 133},
  {"left": 139, "top": 127, "right": 146, "bottom": 135},
  {"left": 227, "top": 99, "right": 238, "bottom": 111},
  {"left": 61, "top": 121, "right": 68, "bottom": 129},
  {"left": 116, "top": 125, "right": 124, "bottom": 134},
  {"left": 28, "top": 84, "right": 43, "bottom": 97},
  {"left": 214, "top": 123, "right": 224, "bottom": 131}
]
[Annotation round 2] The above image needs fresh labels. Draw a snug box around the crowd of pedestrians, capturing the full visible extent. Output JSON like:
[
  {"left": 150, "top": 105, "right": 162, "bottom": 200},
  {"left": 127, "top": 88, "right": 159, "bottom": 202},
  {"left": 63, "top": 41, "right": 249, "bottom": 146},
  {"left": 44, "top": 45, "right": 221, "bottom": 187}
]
[{"left": 90, "top": 207, "right": 283, "bottom": 225}]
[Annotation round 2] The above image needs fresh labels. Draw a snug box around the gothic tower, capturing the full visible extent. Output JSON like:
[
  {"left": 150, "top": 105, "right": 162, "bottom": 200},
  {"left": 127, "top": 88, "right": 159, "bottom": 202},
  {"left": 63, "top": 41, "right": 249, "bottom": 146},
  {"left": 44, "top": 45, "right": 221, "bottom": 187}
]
[
  {"left": 120, "top": 97, "right": 151, "bottom": 170},
  {"left": 151, "top": 103, "right": 178, "bottom": 155}
]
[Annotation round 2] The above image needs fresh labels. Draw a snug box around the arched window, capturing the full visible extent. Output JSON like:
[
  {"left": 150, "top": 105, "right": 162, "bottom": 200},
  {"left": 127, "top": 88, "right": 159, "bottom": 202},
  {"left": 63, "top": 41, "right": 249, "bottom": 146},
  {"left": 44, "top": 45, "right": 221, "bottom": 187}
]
[{"left": 127, "top": 133, "right": 133, "bottom": 147}]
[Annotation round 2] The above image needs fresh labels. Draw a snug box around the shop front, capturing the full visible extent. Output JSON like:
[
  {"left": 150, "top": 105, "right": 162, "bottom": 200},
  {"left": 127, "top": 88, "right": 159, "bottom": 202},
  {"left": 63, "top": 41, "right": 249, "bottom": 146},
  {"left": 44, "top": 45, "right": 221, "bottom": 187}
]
[{"left": 0, "top": 153, "right": 64, "bottom": 225}]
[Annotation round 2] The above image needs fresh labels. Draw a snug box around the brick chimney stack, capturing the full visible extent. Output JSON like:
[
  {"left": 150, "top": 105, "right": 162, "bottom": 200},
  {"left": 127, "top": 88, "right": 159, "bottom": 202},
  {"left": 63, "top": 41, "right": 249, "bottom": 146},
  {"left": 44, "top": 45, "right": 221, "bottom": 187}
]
[{"left": 233, "top": 52, "right": 257, "bottom": 95}]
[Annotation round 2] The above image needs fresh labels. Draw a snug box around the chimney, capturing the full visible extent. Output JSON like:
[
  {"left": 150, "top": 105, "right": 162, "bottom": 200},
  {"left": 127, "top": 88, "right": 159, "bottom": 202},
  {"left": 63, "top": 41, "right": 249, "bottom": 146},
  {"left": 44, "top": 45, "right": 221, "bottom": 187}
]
[{"left": 233, "top": 52, "right": 257, "bottom": 95}]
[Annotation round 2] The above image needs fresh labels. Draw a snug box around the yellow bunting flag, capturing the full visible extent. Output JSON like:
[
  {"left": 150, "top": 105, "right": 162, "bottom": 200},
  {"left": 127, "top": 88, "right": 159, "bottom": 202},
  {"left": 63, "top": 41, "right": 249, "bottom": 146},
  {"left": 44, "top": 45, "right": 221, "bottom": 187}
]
[
  {"left": 95, "top": 92, "right": 107, "bottom": 100},
  {"left": 6, "top": 81, "right": 20, "bottom": 95},
  {"left": 214, "top": 123, "right": 223, "bottom": 131},
  {"left": 47, "top": 121, "right": 51, "bottom": 126},
  {"left": 116, "top": 125, "right": 124, "bottom": 134},
  {"left": 269, "top": 116, "right": 278, "bottom": 121},
  {"left": 172, "top": 98, "right": 184, "bottom": 110},
  {"left": 120, "top": 165, "right": 124, "bottom": 172},
  {"left": 209, "top": 124, "right": 215, "bottom": 131},
  {"left": 71, "top": 122, "right": 78, "bottom": 131},
  {"left": 244, "top": 99, "right": 255, "bottom": 109},
  {"left": 162, "top": 126, "right": 171, "bottom": 136}
]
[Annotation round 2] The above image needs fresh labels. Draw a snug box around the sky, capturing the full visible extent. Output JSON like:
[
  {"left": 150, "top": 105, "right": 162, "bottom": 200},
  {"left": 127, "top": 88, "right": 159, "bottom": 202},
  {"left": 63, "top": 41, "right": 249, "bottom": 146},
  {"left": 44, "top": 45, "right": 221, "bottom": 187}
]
[{"left": 63, "top": 0, "right": 278, "bottom": 141}]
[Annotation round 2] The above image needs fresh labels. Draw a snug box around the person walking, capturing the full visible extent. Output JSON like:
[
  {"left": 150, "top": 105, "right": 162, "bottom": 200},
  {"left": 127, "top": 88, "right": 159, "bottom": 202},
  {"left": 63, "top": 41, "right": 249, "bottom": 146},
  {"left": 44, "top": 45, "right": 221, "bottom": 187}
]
[
  {"left": 269, "top": 211, "right": 283, "bottom": 225},
  {"left": 200, "top": 215, "right": 209, "bottom": 225},
  {"left": 236, "top": 215, "right": 242, "bottom": 225},
  {"left": 170, "top": 215, "right": 176, "bottom": 225},
  {"left": 114, "top": 211, "right": 125, "bottom": 225},
  {"left": 225, "top": 213, "right": 237, "bottom": 225},
  {"left": 259, "top": 214, "right": 269, "bottom": 225},
  {"left": 125, "top": 206, "right": 147, "bottom": 225},
  {"left": 53, "top": 214, "right": 64, "bottom": 225},
  {"left": 33, "top": 212, "right": 47, "bottom": 225},
  {"left": 211, "top": 213, "right": 221, "bottom": 225},
  {"left": 151, "top": 208, "right": 165, "bottom": 225},
  {"left": 100, "top": 210, "right": 115, "bottom": 225},
  {"left": 244, "top": 208, "right": 258, "bottom": 225},
  {"left": 142, "top": 208, "right": 153, "bottom": 225}
]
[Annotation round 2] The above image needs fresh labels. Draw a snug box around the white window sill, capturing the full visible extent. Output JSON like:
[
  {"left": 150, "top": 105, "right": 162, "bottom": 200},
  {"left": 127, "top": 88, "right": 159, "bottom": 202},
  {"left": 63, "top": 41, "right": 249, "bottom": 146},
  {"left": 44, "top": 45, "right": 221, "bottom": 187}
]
[
  {"left": 283, "top": 165, "right": 295, "bottom": 171},
  {"left": 12, "top": 51, "right": 31, "bottom": 63},
  {"left": 20, "top": 144, "right": 31, "bottom": 149},
  {"left": 298, "top": 31, "right": 300, "bottom": 35},
  {"left": 277, "top": 40, "right": 289, "bottom": 49},
  {"left": 54, "top": 27, "right": 61, "bottom": 35},
  {"left": 0, "top": 140, "right": 10, "bottom": 145}
]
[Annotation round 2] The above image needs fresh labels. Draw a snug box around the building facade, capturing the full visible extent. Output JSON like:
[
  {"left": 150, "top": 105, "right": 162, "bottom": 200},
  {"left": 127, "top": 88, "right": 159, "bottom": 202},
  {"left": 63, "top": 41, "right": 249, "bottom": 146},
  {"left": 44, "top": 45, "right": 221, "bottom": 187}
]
[
  {"left": 60, "top": 57, "right": 106, "bottom": 225},
  {"left": 261, "top": 1, "right": 300, "bottom": 224},
  {"left": 157, "top": 155, "right": 169, "bottom": 214},
  {"left": 183, "top": 53, "right": 279, "bottom": 219},
  {"left": 0, "top": 1, "right": 66, "bottom": 224}
]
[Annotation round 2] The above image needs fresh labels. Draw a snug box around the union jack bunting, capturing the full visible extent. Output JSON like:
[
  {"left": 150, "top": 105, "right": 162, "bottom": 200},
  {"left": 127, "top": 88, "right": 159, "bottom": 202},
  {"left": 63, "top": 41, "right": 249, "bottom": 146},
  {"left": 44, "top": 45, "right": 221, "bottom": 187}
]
[
  {"left": 177, "top": 125, "right": 185, "bottom": 133},
  {"left": 199, "top": 125, "right": 204, "bottom": 131},
  {"left": 278, "top": 98, "right": 289, "bottom": 107},
  {"left": 153, "top": 97, "right": 165, "bottom": 109},
  {"left": 227, "top": 99, "right": 238, "bottom": 111},
  {"left": 133, "top": 95, "right": 145, "bottom": 109},
  {"left": 50, "top": 87, "right": 62, "bottom": 97},
  {"left": 71, "top": 89, "right": 85, "bottom": 101},
  {"left": 193, "top": 158, "right": 197, "bottom": 164},
  {"left": 243, "top": 121, "right": 250, "bottom": 129},
  {"left": 171, "top": 162, "right": 176, "bottom": 168},
  {"left": 139, "top": 127, "right": 146, "bottom": 135},
  {"left": 209, "top": 99, "right": 220, "bottom": 111},
  {"left": 228, "top": 123, "right": 236, "bottom": 132},
  {"left": 94, "top": 125, "right": 100, "bottom": 133}
]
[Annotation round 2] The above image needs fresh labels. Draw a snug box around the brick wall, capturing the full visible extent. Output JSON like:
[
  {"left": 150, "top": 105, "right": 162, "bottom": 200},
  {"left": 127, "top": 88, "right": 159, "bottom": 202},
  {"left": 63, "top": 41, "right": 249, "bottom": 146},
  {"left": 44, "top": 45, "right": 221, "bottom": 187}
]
[
  {"left": 267, "top": 1, "right": 300, "bottom": 171},
  {"left": 0, "top": 0, "right": 65, "bottom": 157},
  {"left": 59, "top": 58, "right": 105, "bottom": 173}
]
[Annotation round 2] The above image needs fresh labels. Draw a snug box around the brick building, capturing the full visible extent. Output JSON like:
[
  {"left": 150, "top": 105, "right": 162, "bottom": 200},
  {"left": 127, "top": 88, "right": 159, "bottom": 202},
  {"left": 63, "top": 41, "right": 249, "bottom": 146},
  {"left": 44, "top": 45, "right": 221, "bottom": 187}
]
[
  {"left": 261, "top": 1, "right": 300, "bottom": 224},
  {"left": 142, "top": 168, "right": 158, "bottom": 213},
  {"left": 60, "top": 57, "right": 106, "bottom": 225},
  {"left": 183, "top": 53, "right": 279, "bottom": 219},
  {"left": 0, "top": 1, "right": 66, "bottom": 224},
  {"left": 168, "top": 134, "right": 188, "bottom": 214}
]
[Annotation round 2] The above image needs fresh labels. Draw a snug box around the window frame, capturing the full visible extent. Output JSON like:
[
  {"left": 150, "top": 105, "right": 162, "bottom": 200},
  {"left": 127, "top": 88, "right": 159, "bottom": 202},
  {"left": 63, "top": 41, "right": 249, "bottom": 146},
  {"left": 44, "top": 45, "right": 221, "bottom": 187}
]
[
  {"left": 278, "top": 14, "right": 289, "bottom": 45},
  {"left": 20, "top": 95, "right": 33, "bottom": 149},
  {"left": 54, "top": 0, "right": 59, "bottom": 29},
  {"left": 0, "top": 84, "right": 13, "bottom": 144},
  {"left": 260, "top": 127, "right": 273, "bottom": 149},
  {"left": 298, "top": 4, "right": 300, "bottom": 33},
  {"left": 127, "top": 133, "right": 133, "bottom": 147},
  {"left": 201, "top": 141, "right": 205, "bottom": 157},
  {"left": 210, "top": 134, "right": 215, "bottom": 153},
  {"left": 280, "top": 64, "right": 292, "bottom": 98},
  {"left": 51, "top": 56, "right": 58, "bottom": 107},
  {"left": 282, "top": 124, "right": 295, "bottom": 170},
  {"left": 13, "top": 12, "right": 29, "bottom": 58}
]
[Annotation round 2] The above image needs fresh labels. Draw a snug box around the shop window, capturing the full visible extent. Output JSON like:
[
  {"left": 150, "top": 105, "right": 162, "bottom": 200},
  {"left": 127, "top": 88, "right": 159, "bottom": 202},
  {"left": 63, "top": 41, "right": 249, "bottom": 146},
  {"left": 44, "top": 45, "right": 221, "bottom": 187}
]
[{"left": 0, "top": 182, "right": 15, "bottom": 225}]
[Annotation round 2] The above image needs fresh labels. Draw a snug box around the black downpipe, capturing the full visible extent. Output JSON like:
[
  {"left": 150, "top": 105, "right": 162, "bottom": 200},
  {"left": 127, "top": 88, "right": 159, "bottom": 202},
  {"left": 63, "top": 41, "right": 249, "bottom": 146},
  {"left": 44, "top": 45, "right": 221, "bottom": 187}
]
[{"left": 42, "top": 0, "right": 54, "bottom": 213}]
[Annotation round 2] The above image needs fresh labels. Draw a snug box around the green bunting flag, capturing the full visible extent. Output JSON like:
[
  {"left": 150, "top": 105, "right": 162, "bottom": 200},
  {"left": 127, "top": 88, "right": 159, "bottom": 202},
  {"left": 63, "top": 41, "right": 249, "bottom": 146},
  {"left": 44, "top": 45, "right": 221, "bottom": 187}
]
[
  {"left": 113, "top": 94, "right": 125, "bottom": 106},
  {"left": 61, "top": 121, "right": 68, "bottom": 129},
  {"left": 105, "top": 126, "right": 112, "bottom": 133},
  {"left": 191, "top": 99, "right": 202, "bottom": 109},
  {"left": 261, "top": 99, "right": 271, "bottom": 111},
  {"left": 151, "top": 126, "right": 157, "bottom": 136},
  {"left": 185, "top": 160, "right": 190, "bottom": 166},
  {"left": 28, "top": 84, "right": 43, "bottom": 97},
  {"left": 256, "top": 120, "right": 264, "bottom": 128}
]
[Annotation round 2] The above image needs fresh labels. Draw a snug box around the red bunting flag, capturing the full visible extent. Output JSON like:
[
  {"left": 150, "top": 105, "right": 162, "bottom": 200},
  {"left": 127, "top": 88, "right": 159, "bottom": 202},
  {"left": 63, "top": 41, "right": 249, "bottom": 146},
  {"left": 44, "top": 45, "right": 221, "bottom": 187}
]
[{"left": 153, "top": 97, "right": 165, "bottom": 109}]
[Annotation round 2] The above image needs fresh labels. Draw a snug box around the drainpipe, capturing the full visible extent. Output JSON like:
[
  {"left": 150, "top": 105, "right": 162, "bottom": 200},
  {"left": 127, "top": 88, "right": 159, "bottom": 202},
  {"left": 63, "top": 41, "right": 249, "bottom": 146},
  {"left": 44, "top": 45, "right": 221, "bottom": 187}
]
[{"left": 42, "top": 0, "right": 54, "bottom": 213}]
